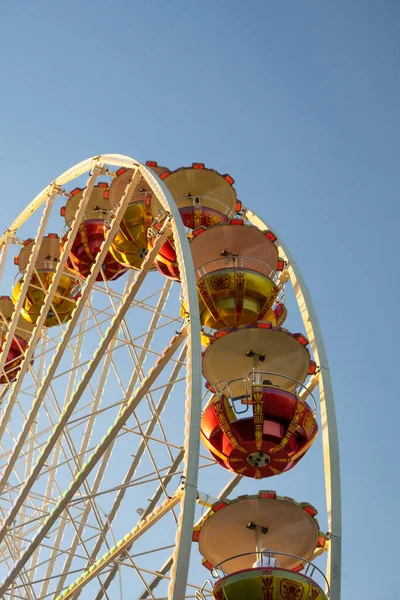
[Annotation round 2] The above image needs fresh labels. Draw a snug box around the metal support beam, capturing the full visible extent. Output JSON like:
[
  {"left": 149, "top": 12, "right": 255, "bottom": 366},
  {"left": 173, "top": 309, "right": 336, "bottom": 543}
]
[
  {"left": 246, "top": 208, "right": 342, "bottom": 600},
  {"left": 76, "top": 345, "right": 187, "bottom": 600},
  {"left": 0, "top": 167, "right": 143, "bottom": 500},
  {"left": 55, "top": 492, "right": 183, "bottom": 600},
  {"left": 0, "top": 324, "right": 184, "bottom": 596},
  {"left": 139, "top": 166, "right": 203, "bottom": 600},
  {"left": 0, "top": 184, "right": 58, "bottom": 393},
  {"left": 92, "top": 451, "right": 185, "bottom": 600},
  {"left": 0, "top": 155, "right": 204, "bottom": 599},
  {"left": 54, "top": 281, "right": 175, "bottom": 598},
  {"left": 137, "top": 475, "right": 242, "bottom": 599}
]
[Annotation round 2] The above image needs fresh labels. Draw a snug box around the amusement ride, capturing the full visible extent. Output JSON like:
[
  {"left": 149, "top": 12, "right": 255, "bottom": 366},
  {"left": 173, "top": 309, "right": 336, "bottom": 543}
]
[{"left": 0, "top": 155, "right": 341, "bottom": 599}]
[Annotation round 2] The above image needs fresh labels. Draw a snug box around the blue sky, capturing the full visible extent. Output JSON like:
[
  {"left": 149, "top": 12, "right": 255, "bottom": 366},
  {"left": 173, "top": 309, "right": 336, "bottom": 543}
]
[{"left": 0, "top": 1, "right": 399, "bottom": 598}]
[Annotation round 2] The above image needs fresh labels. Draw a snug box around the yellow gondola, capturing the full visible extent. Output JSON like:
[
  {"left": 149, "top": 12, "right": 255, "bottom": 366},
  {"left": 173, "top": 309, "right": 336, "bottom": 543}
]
[{"left": 12, "top": 235, "right": 81, "bottom": 327}]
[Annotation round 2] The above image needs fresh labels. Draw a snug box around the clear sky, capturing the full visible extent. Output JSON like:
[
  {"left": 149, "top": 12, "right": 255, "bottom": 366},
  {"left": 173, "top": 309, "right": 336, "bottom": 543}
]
[{"left": 1, "top": 1, "right": 399, "bottom": 598}]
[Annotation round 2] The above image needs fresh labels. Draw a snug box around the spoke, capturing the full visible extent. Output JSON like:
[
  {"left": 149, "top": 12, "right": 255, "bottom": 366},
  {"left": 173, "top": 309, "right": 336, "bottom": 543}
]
[
  {"left": 0, "top": 185, "right": 58, "bottom": 395},
  {"left": 51, "top": 278, "right": 173, "bottom": 597},
  {"left": 0, "top": 167, "right": 144, "bottom": 504},
  {"left": 0, "top": 167, "right": 102, "bottom": 440},
  {"left": 0, "top": 222, "right": 169, "bottom": 551},
  {"left": 70, "top": 343, "right": 187, "bottom": 599},
  {"left": 0, "top": 328, "right": 184, "bottom": 596},
  {"left": 136, "top": 475, "right": 242, "bottom": 600},
  {"left": 92, "top": 451, "right": 185, "bottom": 600},
  {"left": 55, "top": 492, "right": 182, "bottom": 600},
  {"left": 37, "top": 327, "right": 117, "bottom": 598}
]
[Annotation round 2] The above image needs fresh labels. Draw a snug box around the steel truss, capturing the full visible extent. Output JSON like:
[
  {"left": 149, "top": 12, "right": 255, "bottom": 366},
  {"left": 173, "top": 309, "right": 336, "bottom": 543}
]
[{"left": 0, "top": 156, "right": 341, "bottom": 600}]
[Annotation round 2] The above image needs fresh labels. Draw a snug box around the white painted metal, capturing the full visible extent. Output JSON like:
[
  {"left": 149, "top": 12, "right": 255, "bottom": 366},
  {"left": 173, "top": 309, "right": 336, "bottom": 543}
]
[
  {"left": 246, "top": 208, "right": 342, "bottom": 600},
  {"left": 0, "top": 168, "right": 144, "bottom": 507},
  {"left": 0, "top": 155, "right": 338, "bottom": 600},
  {"left": 80, "top": 344, "right": 188, "bottom": 600},
  {"left": 0, "top": 185, "right": 58, "bottom": 393},
  {"left": 0, "top": 166, "right": 101, "bottom": 446},
  {"left": 55, "top": 491, "right": 184, "bottom": 600},
  {"left": 0, "top": 228, "right": 175, "bottom": 593},
  {"left": 91, "top": 450, "right": 185, "bottom": 600},
  {"left": 52, "top": 280, "right": 174, "bottom": 600},
  {"left": 0, "top": 155, "right": 203, "bottom": 600},
  {"left": 138, "top": 166, "right": 203, "bottom": 600},
  {"left": 136, "top": 475, "right": 242, "bottom": 600}
]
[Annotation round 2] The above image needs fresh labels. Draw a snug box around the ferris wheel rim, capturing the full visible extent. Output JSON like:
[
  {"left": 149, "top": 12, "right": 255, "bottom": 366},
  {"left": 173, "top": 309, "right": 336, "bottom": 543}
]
[
  {"left": 0, "top": 155, "right": 203, "bottom": 600},
  {"left": 0, "top": 157, "right": 341, "bottom": 600},
  {"left": 245, "top": 207, "right": 342, "bottom": 600},
  {"left": 0, "top": 155, "right": 142, "bottom": 245}
]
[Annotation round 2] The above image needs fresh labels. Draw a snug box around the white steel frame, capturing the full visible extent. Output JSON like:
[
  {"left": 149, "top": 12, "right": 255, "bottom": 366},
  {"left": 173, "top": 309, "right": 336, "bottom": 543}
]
[
  {"left": 246, "top": 209, "right": 342, "bottom": 600},
  {"left": 0, "top": 155, "right": 341, "bottom": 600},
  {"left": 0, "top": 155, "right": 202, "bottom": 600}
]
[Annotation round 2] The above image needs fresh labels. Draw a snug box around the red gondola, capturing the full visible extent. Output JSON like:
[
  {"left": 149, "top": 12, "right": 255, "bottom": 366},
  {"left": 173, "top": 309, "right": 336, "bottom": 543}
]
[{"left": 61, "top": 183, "right": 127, "bottom": 281}]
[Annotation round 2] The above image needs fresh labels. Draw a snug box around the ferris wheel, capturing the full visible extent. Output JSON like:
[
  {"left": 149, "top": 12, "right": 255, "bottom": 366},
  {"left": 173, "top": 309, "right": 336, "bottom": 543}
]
[{"left": 0, "top": 154, "right": 341, "bottom": 600}]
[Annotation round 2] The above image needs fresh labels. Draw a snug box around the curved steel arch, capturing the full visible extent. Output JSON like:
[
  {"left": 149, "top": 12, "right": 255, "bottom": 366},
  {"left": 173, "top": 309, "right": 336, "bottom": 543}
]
[
  {"left": 0, "top": 155, "right": 202, "bottom": 600},
  {"left": 246, "top": 208, "right": 342, "bottom": 600},
  {"left": 138, "top": 163, "right": 202, "bottom": 600},
  {"left": 0, "top": 156, "right": 340, "bottom": 600}
]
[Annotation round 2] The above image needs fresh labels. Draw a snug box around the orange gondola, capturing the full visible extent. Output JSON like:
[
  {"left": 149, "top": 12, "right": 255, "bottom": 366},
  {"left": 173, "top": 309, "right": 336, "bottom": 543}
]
[
  {"left": 149, "top": 164, "right": 240, "bottom": 281},
  {"left": 201, "top": 382, "right": 318, "bottom": 479},
  {"left": 194, "top": 492, "right": 328, "bottom": 600},
  {"left": 61, "top": 183, "right": 127, "bottom": 281},
  {"left": 107, "top": 162, "right": 167, "bottom": 270},
  {"left": 201, "top": 322, "right": 317, "bottom": 477}
]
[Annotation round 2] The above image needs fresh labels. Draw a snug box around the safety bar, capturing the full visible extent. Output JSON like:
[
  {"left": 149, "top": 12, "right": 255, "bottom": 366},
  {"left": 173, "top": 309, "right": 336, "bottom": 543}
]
[
  {"left": 210, "top": 372, "right": 317, "bottom": 415},
  {"left": 195, "top": 255, "right": 278, "bottom": 281}
]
